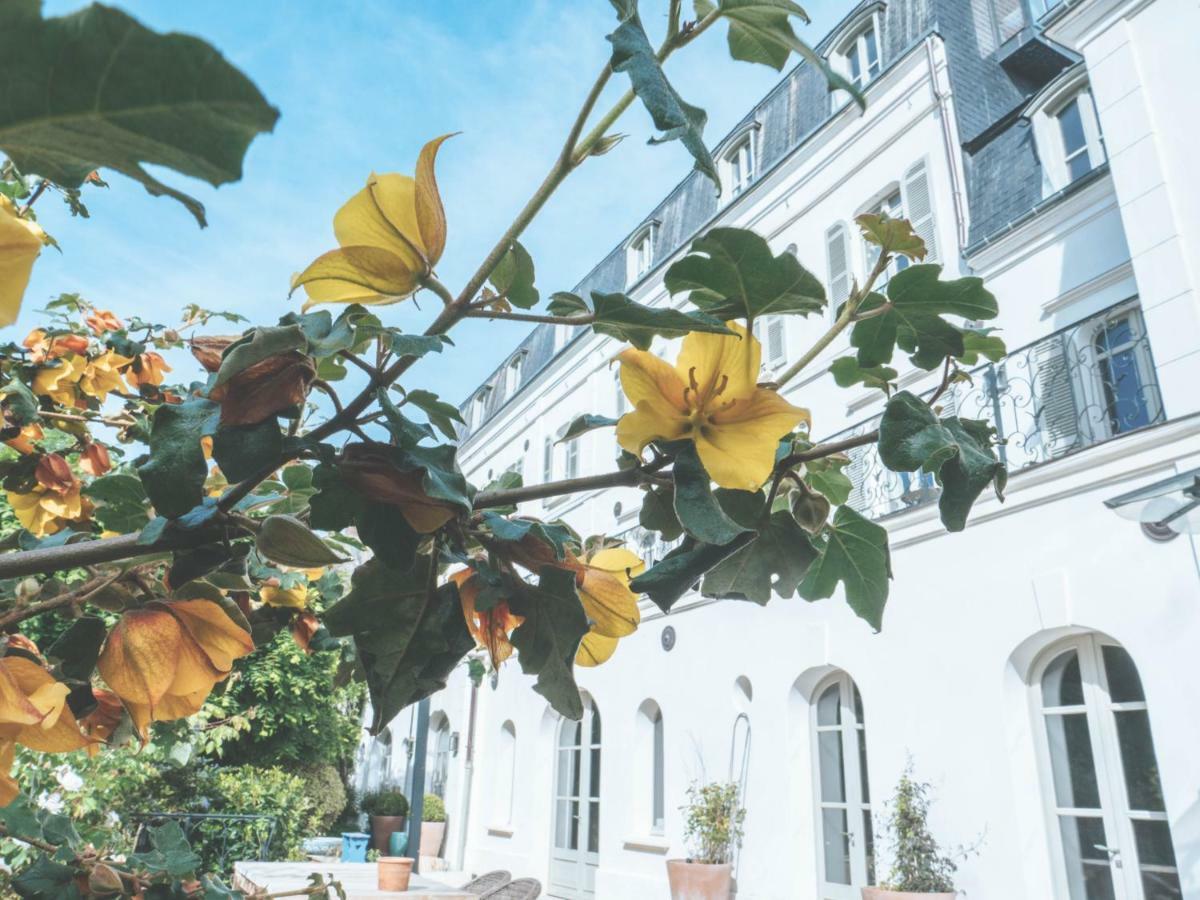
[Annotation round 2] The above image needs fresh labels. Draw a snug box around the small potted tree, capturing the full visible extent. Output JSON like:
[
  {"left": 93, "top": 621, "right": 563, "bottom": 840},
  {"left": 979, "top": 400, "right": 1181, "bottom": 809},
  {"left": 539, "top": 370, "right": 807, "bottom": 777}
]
[
  {"left": 420, "top": 792, "right": 447, "bottom": 859},
  {"left": 864, "top": 768, "right": 958, "bottom": 899},
  {"left": 361, "top": 788, "right": 409, "bottom": 853},
  {"left": 666, "top": 781, "right": 745, "bottom": 900}
]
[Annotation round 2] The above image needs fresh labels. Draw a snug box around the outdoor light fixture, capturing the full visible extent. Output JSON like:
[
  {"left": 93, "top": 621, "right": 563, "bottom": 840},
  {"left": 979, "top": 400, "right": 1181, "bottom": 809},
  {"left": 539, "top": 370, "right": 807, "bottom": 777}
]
[{"left": 1104, "top": 467, "right": 1200, "bottom": 541}]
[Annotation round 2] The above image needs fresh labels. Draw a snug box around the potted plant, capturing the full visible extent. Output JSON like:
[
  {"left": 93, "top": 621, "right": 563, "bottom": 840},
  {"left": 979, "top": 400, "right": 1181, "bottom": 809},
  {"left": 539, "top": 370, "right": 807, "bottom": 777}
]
[
  {"left": 864, "top": 768, "right": 958, "bottom": 899},
  {"left": 666, "top": 781, "right": 745, "bottom": 900},
  {"left": 376, "top": 853, "right": 414, "bottom": 892},
  {"left": 361, "top": 788, "right": 409, "bottom": 853},
  {"left": 420, "top": 792, "right": 447, "bottom": 858}
]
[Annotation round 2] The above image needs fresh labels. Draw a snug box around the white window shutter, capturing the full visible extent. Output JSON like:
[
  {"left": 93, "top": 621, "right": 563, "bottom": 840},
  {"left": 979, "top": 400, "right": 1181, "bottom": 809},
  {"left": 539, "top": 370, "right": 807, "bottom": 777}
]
[
  {"left": 825, "top": 223, "right": 851, "bottom": 310},
  {"left": 767, "top": 318, "right": 786, "bottom": 367},
  {"left": 902, "top": 159, "right": 938, "bottom": 262}
]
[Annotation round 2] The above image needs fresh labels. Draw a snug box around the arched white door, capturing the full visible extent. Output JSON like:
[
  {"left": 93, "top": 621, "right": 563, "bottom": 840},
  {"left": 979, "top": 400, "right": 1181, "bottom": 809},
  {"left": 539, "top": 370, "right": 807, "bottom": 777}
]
[
  {"left": 813, "top": 673, "right": 874, "bottom": 900},
  {"left": 1035, "top": 637, "right": 1180, "bottom": 899},
  {"left": 549, "top": 699, "right": 601, "bottom": 899}
]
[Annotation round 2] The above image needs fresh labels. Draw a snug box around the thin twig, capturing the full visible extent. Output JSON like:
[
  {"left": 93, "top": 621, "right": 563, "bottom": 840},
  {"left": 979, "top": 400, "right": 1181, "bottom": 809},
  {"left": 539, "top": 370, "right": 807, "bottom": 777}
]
[
  {"left": 0, "top": 569, "right": 123, "bottom": 630},
  {"left": 463, "top": 309, "right": 596, "bottom": 326}
]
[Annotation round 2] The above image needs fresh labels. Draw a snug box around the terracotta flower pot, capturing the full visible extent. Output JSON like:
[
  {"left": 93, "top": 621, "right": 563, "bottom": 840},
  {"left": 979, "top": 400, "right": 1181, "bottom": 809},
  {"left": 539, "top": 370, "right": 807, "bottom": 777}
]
[
  {"left": 420, "top": 820, "right": 446, "bottom": 857},
  {"left": 370, "top": 814, "right": 406, "bottom": 852},
  {"left": 861, "top": 888, "right": 956, "bottom": 900},
  {"left": 666, "top": 859, "right": 733, "bottom": 900},
  {"left": 377, "top": 856, "right": 414, "bottom": 891}
]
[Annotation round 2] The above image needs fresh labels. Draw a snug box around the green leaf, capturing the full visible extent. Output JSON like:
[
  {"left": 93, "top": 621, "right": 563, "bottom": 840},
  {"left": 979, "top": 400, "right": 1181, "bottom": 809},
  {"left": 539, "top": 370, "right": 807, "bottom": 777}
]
[
  {"left": 393, "top": 444, "right": 474, "bottom": 517},
  {"left": 377, "top": 332, "right": 452, "bottom": 360},
  {"left": 211, "top": 419, "right": 282, "bottom": 483},
  {"left": 137, "top": 398, "right": 220, "bottom": 519},
  {"left": 11, "top": 854, "right": 79, "bottom": 899},
  {"left": 671, "top": 442, "right": 753, "bottom": 545},
  {"left": 664, "top": 227, "right": 825, "bottom": 320},
  {"left": 959, "top": 328, "right": 1007, "bottom": 365},
  {"left": 325, "top": 557, "right": 473, "bottom": 733},
  {"left": 850, "top": 265, "right": 999, "bottom": 370},
  {"left": 479, "top": 512, "right": 573, "bottom": 559},
  {"left": 607, "top": 2, "right": 718, "bottom": 187},
  {"left": 280, "top": 305, "right": 381, "bottom": 358},
  {"left": 489, "top": 241, "right": 539, "bottom": 309},
  {"left": 0, "top": 794, "right": 45, "bottom": 844},
  {"left": 403, "top": 389, "right": 465, "bottom": 441},
  {"left": 356, "top": 502, "right": 421, "bottom": 572},
  {"left": 590, "top": 290, "right": 734, "bottom": 351},
  {"left": 629, "top": 534, "right": 753, "bottom": 612},
  {"left": 0, "top": 2, "right": 278, "bottom": 227},
  {"left": 377, "top": 390, "right": 435, "bottom": 448},
  {"left": 829, "top": 356, "right": 898, "bottom": 392},
  {"left": 557, "top": 414, "right": 618, "bottom": 444},
  {"left": 639, "top": 484, "right": 683, "bottom": 541},
  {"left": 877, "top": 391, "right": 1006, "bottom": 532},
  {"left": 701, "top": 509, "right": 817, "bottom": 604},
  {"left": 128, "top": 820, "right": 201, "bottom": 877},
  {"left": 548, "top": 291, "right": 590, "bottom": 317},
  {"left": 84, "top": 472, "right": 150, "bottom": 532},
  {"left": 856, "top": 213, "right": 928, "bottom": 261},
  {"left": 46, "top": 616, "right": 107, "bottom": 681},
  {"left": 508, "top": 566, "right": 589, "bottom": 719},
  {"left": 256, "top": 514, "right": 347, "bottom": 568},
  {"left": 798, "top": 506, "right": 891, "bottom": 630},
  {"left": 802, "top": 455, "right": 853, "bottom": 506},
  {"left": 212, "top": 325, "right": 307, "bottom": 389},
  {"left": 0, "top": 378, "right": 38, "bottom": 426}
]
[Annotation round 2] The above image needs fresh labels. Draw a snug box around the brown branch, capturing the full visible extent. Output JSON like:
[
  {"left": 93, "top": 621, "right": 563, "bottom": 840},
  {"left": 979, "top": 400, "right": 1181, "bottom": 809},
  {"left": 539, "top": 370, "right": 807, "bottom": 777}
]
[
  {"left": 463, "top": 309, "right": 595, "bottom": 326},
  {"left": 0, "top": 822, "right": 59, "bottom": 853},
  {"left": 776, "top": 431, "right": 880, "bottom": 473},
  {"left": 0, "top": 570, "right": 123, "bottom": 630},
  {"left": 474, "top": 459, "right": 670, "bottom": 509},
  {"left": 337, "top": 350, "right": 380, "bottom": 381}
]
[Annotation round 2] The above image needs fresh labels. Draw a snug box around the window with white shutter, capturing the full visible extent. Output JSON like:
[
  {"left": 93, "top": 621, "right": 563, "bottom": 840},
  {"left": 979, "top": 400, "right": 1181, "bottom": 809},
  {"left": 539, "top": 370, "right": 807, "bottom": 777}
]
[
  {"left": 825, "top": 223, "right": 851, "bottom": 319},
  {"left": 901, "top": 159, "right": 938, "bottom": 263},
  {"left": 767, "top": 318, "right": 786, "bottom": 368}
]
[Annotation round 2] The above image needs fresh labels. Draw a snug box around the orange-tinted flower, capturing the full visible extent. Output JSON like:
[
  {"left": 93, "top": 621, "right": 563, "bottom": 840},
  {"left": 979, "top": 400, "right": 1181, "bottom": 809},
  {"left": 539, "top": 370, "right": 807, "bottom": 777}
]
[
  {"left": 260, "top": 584, "right": 308, "bottom": 609},
  {"left": 291, "top": 611, "right": 322, "bottom": 653},
  {"left": 4, "top": 423, "right": 44, "bottom": 455},
  {"left": 97, "top": 599, "right": 254, "bottom": 739},
  {"left": 79, "top": 442, "right": 112, "bottom": 477},
  {"left": 125, "top": 351, "right": 171, "bottom": 388},
  {"left": 79, "top": 350, "right": 132, "bottom": 399},
  {"left": 339, "top": 443, "right": 460, "bottom": 533},
  {"left": 32, "top": 354, "right": 87, "bottom": 406},
  {"left": 453, "top": 568, "right": 523, "bottom": 670},
  {"left": 35, "top": 452, "right": 78, "bottom": 494},
  {"left": 79, "top": 689, "right": 124, "bottom": 756},
  {"left": 6, "top": 483, "right": 86, "bottom": 536},
  {"left": 0, "top": 656, "right": 89, "bottom": 804},
  {"left": 84, "top": 310, "right": 123, "bottom": 335}
]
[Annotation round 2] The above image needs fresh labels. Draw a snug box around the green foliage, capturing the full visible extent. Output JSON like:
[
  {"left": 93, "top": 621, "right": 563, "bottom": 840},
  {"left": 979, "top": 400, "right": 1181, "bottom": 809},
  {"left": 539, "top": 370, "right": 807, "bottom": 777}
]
[
  {"left": 489, "top": 241, "right": 539, "bottom": 309},
  {"left": 670, "top": 443, "right": 754, "bottom": 545},
  {"left": 829, "top": 356, "right": 898, "bottom": 393},
  {"left": 590, "top": 290, "right": 734, "bottom": 350},
  {"left": 879, "top": 768, "right": 958, "bottom": 893},
  {"left": 136, "top": 397, "right": 220, "bottom": 518},
  {"left": 299, "top": 765, "right": 350, "bottom": 834},
  {"left": 211, "top": 418, "right": 284, "bottom": 483},
  {"left": 508, "top": 566, "right": 590, "bottom": 719},
  {"left": 422, "top": 793, "right": 446, "bottom": 823},
  {"left": 798, "top": 506, "right": 891, "bottom": 630},
  {"left": 0, "top": 2, "right": 279, "bottom": 227},
  {"left": 255, "top": 514, "right": 347, "bottom": 568},
  {"left": 630, "top": 534, "right": 753, "bottom": 612},
  {"left": 681, "top": 781, "right": 745, "bottom": 865},
  {"left": 557, "top": 414, "right": 618, "bottom": 444},
  {"left": 361, "top": 789, "right": 409, "bottom": 818},
  {"left": 701, "top": 509, "right": 817, "bottom": 605}
]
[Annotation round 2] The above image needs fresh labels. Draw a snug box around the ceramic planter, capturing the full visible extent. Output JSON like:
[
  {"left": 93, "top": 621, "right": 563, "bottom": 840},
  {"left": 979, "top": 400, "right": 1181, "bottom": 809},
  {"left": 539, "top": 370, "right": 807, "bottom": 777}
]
[
  {"left": 666, "top": 860, "right": 733, "bottom": 900},
  {"left": 377, "top": 856, "right": 414, "bottom": 891},
  {"left": 861, "top": 888, "right": 956, "bottom": 900},
  {"left": 420, "top": 820, "right": 446, "bottom": 857},
  {"left": 369, "top": 814, "right": 406, "bottom": 852}
]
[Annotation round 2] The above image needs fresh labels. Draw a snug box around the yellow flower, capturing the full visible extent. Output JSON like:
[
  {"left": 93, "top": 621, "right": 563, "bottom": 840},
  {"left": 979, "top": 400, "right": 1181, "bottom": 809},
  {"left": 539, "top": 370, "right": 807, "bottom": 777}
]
[
  {"left": 291, "top": 135, "right": 453, "bottom": 310},
  {"left": 260, "top": 585, "right": 308, "bottom": 609},
  {"left": 125, "top": 351, "right": 171, "bottom": 388},
  {"left": 32, "top": 354, "right": 87, "bottom": 406},
  {"left": 574, "top": 548, "right": 645, "bottom": 667},
  {"left": 0, "top": 195, "right": 51, "bottom": 328},
  {"left": 0, "top": 656, "right": 89, "bottom": 805},
  {"left": 6, "top": 483, "right": 85, "bottom": 536},
  {"left": 97, "top": 599, "right": 254, "bottom": 739},
  {"left": 4, "top": 423, "right": 44, "bottom": 455},
  {"left": 79, "top": 350, "right": 132, "bottom": 399},
  {"left": 616, "top": 324, "right": 810, "bottom": 490}
]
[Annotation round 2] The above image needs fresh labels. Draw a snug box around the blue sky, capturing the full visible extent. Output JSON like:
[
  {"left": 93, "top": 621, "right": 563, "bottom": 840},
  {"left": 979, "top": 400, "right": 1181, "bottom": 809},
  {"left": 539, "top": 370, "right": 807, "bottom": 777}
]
[{"left": 23, "top": 0, "right": 849, "bottom": 405}]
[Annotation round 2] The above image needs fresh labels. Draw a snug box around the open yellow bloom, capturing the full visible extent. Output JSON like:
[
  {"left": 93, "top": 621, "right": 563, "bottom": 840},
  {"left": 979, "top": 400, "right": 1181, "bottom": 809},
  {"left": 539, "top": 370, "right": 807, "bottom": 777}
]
[
  {"left": 616, "top": 324, "right": 810, "bottom": 490},
  {"left": 97, "top": 599, "right": 254, "bottom": 739},
  {"left": 6, "top": 483, "right": 85, "bottom": 536},
  {"left": 260, "top": 584, "right": 308, "bottom": 609},
  {"left": 292, "top": 135, "right": 453, "bottom": 310},
  {"left": 0, "top": 656, "right": 89, "bottom": 804},
  {"left": 574, "top": 548, "right": 645, "bottom": 667},
  {"left": 79, "top": 350, "right": 132, "bottom": 399},
  {"left": 32, "top": 354, "right": 87, "bottom": 406},
  {"left": 0, "top": 195, "right": 51, "bottom": 328}
]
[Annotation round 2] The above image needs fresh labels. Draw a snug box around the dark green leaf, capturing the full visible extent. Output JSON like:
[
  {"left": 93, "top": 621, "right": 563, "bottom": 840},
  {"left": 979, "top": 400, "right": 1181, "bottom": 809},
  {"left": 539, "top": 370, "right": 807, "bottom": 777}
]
[
  {"left": 84, "top": 472, "right": 150, "bottom": 532},
  {"left": 46, "top": 617, "right": 107, "bottom": 681},
  {"left": 671, "top": 442, "right": 753, "bottom": 545},
  {"left": 479, "top": 512, "right": 573, "bottom": 559},
  {"left": 701, "top": 509, "right": 817, "bottom": 604},
  {"left": 0, "top": 2, "right": 279, "bottom": 226},
  {"left": 128, "top": 820, "right": 201, "bottom": 877},
  {"left": 403, "top": 389, "right": 465, "bottom": 441},
  {"left": 877, "top": 391, "right": 1005, "bottom": 531},
  {"left": 798, "top": 506, "right": 891, "bottom": 630},
  {"left": 591, "top": 290, "right": 734, "bottom": 350},
  {"left": 639, "top": 484, "right": 683, "bottom": 541},
  {"left": 1, "top": 378, "right": 38, "bottom": 425},
  {"left": 377, "top": 332, "right": 452, "bottom": 360},
  {"left": 211, "top": 419, "right": 282, "bottom": 483},
  {"left": 212, "top": 325, "right": 307, "bottom": 389},
  {"left": 802, "top": 455, "right": 853, "bottom": 506},
  {"left": 136, "top": 398, "right": 220, "bottom": 518},
  {"left": 829, "top": 356, "right": 898, "bottom": 392},
  {"left": 356, "top": 502, "right": 421, "bottom": 572},
  {"left": 629, "top": 534, "right": 753, "bottom": 612},
  {"left": 959, "top": 328, "right": 1007, "bottom": 365},
  {"left": 489, "top": 241, "right": 539, "bottom": 309},
  {"left": 168, "top": 543, "right": 236, "bottom": 590},
  {"left": 665, "top": 227, "right": 825, "bottom": 320},
  {"left": 557, "top": 414, "right": 618, "bottom": 444},
  {"left": 508, "top": 566, "right": 589, "bottom": 719},
  {"left": 0, "top": 794, "right": 45, "bottom": 844},
  {"left": 378, "top": 390, "right": 434, "bottom": 447},
  {"left": 280, "top": 305, "right": 379, "bottom": 358},
  {"left": 548, "top": 292, "right": 590, "bottom": 317},
  {"left": 11, "top": 854, "right": 79, "bottom": 899},
  {"left": 607, "top": 2, "right": 718, "bottom": 186}
]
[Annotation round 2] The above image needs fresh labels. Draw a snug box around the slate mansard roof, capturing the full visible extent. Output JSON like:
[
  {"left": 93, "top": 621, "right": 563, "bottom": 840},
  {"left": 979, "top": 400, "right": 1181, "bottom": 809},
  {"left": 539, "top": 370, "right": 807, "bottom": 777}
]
[{"left": 457, "top": 0, "right": 1077, "bottom": 435}]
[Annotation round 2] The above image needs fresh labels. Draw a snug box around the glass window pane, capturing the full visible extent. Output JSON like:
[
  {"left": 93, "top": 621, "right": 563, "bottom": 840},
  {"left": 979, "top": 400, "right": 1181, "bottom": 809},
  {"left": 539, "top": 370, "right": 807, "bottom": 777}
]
[
  {"left": 864, "top": 27, "right": 879, "bottom": 73},
  {"left": 1059, "top": 100, "right": 1088, "bottom": 156},
  {"left": 589, "top": 747, "right": 601, "bottom": 800},
  {"left": 1043, "top": 650, "right": 1085, "bottom": 707},
  {"left": 570, "top": 799, "right": 580, "bottom": 850},
  {"left": 1142, "top": 870, "right": 1184, "bottom": 900},
  {"left": 863, "top": 810, "right": 876, "bottom": 885},
  {"left": 822, "top": 808, "right": 851, "bottom": 885},
  {"left": 1099, "top": 351, "right": 1151, "bottom": 433},
  {"left": 557, "top": 749, "right": 575, "bottom": 796},
  {"left": 1058, "top": 817, "right": 1116, "bottom": 900},
  {"left": 570, "top": 747, "right": 582, "bottom": 797},
  {"left": 591, "top": 707, "right": 602, "bottom": 744},
  {"left": 858, "top": 729, "right": 871, "bottom": 803},
  {"left": 817, "top": 684, "right": 842, "bottom": 726},
  {"left": 1132, "top": 820, "right": 1182, "bottom": 899},
  {"left": 819, "top": 731, "right": 847, "bottom": 802},
  {"left": 588, "top": 801, "right": 600, "bottom": 854},
  {"left": 555, "top": 799, "right": 572, "bottom": 848},
  {"left": 1067, "top": 151, "right": 1093, "bottom": 182},
  {"left": 1115, "top": 709, "right": 1166, "bottom": 811},
  {"left": 652, "top": 714, "right": 665, "bottom": 828},
  {"left": 1045, "top": 712, "right": 1102, "bottom": 809}
]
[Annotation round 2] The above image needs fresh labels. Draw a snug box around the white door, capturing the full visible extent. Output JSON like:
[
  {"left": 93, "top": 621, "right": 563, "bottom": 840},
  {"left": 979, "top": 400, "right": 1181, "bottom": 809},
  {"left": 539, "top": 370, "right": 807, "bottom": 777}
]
[
  {"left": 1036, "top": 637, "right": 1181, "bottom": 899},
  {"left": 814, "top": 673, "right": 874, "bottom": 899},
  {"left": 549, "top": 699, "right": 601, "bottom": 899}
]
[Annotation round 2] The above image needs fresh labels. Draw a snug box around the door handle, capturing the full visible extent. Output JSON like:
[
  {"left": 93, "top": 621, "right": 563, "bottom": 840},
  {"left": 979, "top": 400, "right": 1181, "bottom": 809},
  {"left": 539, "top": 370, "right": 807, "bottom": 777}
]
[{"left": 1093, "top": 845, "right": 1123, "bottom": 868}]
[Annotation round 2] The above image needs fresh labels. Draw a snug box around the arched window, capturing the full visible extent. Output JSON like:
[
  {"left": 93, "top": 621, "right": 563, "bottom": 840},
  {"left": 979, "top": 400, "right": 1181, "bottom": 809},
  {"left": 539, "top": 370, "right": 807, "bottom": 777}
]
[
  {"left": 811, "top": 671, "right": 874, "bottom": 896},
  {"left": 551, "top": 699, "right": 602, "bottom": 897},
  {"left": 636, "top": 700, "right": 666, "bottom": 835},
  {"left": 428, "top": 714, "right": 452, "bottom": 799},
  {"left": 1034, "top": 636, "right": 1179, "bottom": 899},
  {"left": 495, "top": 720, "right": 516, "bottom": 825}
]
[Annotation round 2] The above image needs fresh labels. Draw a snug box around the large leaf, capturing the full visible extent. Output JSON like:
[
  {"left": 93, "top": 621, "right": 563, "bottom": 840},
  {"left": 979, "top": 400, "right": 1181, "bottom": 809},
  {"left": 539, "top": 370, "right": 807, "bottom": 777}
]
[
  {"left": 829, "top": 356, "right": 898, "bottom": 392},
  {"left": 403, "top": 389, "right": 465, "bottom": 441},
  {"left": 325, "top": 557, "right": 473, "bottom": 733},
  {"left": 629, "top": 534, "right": 753, "bottom": 612},
  {"left": 84, "top": 472, "right": 150, "bottom": 531},
  {"left": 212, "top": 325, "right": 307, "bottom": 390},
  {"left": 850, "top": 265, "right": 999, "bottom": 370},
  {"left": 701, "top": 509, "right": 817, "bottom": 604},
  {"left": 136, "top": 398, "right": 220, "bottom": 519},
  {"left": 665, "top": 227, "right": 826, "bottom": 320},
  {"left": 508, "top": 566, "right": 590, "bottom": 719},
  {"left": 877, "top": 391, "right": 1006, "bottom": 532},
  {"left": 46, "top": 616, "right": 107, "bottom": 681},
  {"left": 607, "top": 1, "right": 718, "bottom": 187},
  {"left": 0, "top": 1, "right": 279, "bottom": 226},
  {"left": 211, "top": 419, "right": 282, "bottom": 483},
  {"left": 671, "top": 441, "right": 753, "bottom": 545},
  {"left": 127, "top": 820, "right": 202, "bottom": 878},
  {"left": 798, "top": 506, "right": 891, "bottom": 630},
  {"left": 856, "top": 213, "right": 928, "bottom": 261},
  {"left": 590, "top": 291, "right": 733, "bottom": 351},
  {"left": 11, "top": 854, "right": 79, "bottom": 899}
]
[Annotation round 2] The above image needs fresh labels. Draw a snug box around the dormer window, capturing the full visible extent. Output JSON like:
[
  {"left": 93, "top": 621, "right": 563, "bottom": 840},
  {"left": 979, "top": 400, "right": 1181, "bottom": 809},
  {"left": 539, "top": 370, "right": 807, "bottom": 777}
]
[
  {"left": 826, "top": 3, "right": 885, "bottom": 109},
  {"left": 1055, "top": 90, "right": 1104, "bottom": 183},
  {"left": 470, "top": 388, "right": 491, "bottom": 429},
  {"left": 846, "top": 24, "right": 880, "bottom": 92},
  {"left": 723, "top": 133, "right": 756, "bottom": 199},
  {"left": 505, "top": 353, "right": 524, "bottom": 395},
  {"left": 627, "top": 222, "right": 658, "bottom": 284},
  {"left": 1027, "top": 67, "right": 1107, "bottom": 196}
]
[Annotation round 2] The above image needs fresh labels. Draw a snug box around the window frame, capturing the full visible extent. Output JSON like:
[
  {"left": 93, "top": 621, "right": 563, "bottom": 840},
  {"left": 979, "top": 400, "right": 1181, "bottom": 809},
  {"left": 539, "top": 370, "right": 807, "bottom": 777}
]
[
  {"left": 826, "top": 4, "right": 885, "bottom": 110},
  {"left": 627, "top": 221, "right": 660, "bottom": 285},
  {"left": 1027, "top": 67, "right": 1107, "bottom": 195},
  {"left": 720, "top": 126, "right": 759, "bottom": 201}
]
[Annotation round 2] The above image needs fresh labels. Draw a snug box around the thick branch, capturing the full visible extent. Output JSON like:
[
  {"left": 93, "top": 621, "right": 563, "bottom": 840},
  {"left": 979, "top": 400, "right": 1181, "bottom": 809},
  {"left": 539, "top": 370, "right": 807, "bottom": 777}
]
[
  {"left": 464, "top": 309, "right": 595, "bottom": 326},
  {"left": 474, "top": 460, "right": 669, "bottom": 509}
]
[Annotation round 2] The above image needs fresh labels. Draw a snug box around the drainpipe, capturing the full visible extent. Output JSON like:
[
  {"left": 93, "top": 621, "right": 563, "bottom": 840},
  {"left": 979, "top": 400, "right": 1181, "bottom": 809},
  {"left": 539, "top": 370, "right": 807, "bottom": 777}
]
[
  {"left": 925, "top": 38, "right": 970, "bottom": 251},
  {"left": 454, "top": 673, "right": 480, "bottom": 871}
]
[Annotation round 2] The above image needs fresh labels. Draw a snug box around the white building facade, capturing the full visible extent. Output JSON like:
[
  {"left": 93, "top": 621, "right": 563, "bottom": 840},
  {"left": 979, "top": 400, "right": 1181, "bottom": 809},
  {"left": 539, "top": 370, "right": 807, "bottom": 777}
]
[{"left": 356, "top": 1, "right": 1200, "bottom": 897}]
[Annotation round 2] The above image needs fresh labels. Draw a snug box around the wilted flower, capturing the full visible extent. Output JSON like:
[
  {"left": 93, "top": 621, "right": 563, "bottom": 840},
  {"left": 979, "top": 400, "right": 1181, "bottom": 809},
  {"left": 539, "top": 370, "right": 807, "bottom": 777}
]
[
  {"left": 339, "top": 443, "right": 460, "bottom": 533},
  {"left": 4, "top": 423, "right": 44, "bottom": 455},
  {"left": 7, "top": 456, "right": 86, "bottom": 536},
  {"left": 79, "top": 688, "right": 124, "bottom": 755},
  {"left": 208, "top": 351, "right": 315, "bottom": 426},
  {"left": 79, "top": 442, "right": 112, "bottom": 476},
  {"left": 452, "top": 568, "right": 523, "bottom": 670}
]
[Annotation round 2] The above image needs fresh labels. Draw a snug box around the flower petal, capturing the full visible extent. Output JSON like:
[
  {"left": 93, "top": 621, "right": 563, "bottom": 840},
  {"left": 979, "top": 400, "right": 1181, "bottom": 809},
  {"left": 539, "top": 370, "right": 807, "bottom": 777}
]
[
  {"left": 291, "top": 245, "right": 421, "bottom": 302},
  {"left": 300, "top": 278, "right": 386, "bottom": 311},
  {"left": 677, "top": 322, "right": 759, "bottom": 406},
  {"left": 167, "top": 599, "right": 255, "bottom": 673},
  {"left": 0, "top": 741, "right": 17, "bottom": 806},
  {"left": 97, "top": 608, "right": 184, "bottom": 706},
  {"left": 0, "top": 660, "right": 45, "bottom": 729},
  {"left": 576, "top": 630, "right": 618, "bottom": 667},
  {"left": 579, "top": 569, "right": 640, "bottom": 638},
  {"left": 335, "top": 175, "right": 426, "bottom": 270},
  {"left": 0, "top": 195, "right": 47, "bottom": 328},
  {"left": 586, "top": 548, "right": 646, "bottom": 582},
  {"left": 4, "top": 658, "right": 89, "bottom": 753},
  {"left": 617, "top": 349, "right": 688, "bottom": 414},
  {"left": 414, "top": 134, "right": 455, "bottom": 266},
  {"left": 616, "top": 404, "right": 689, "bottom": 457},
  {"left": 698, "top": 389, "right": 809, "bottom": 490}
]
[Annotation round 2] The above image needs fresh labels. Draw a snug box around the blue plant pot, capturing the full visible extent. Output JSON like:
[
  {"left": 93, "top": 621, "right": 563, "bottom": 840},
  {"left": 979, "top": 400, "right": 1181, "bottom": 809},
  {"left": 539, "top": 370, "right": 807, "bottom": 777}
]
[
  {"left": 388, "top": 830, "right": 408, "bottom": 857},
  {"left": 341, "top": 831, "right": 370, "bottom": 863}
]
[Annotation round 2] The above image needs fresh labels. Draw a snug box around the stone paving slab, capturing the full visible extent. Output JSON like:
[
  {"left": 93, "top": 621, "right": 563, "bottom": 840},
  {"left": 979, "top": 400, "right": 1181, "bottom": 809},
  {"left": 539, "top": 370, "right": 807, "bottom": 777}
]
[{"left": 233, "top": 861, "right": 474, "bottom": 899}]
